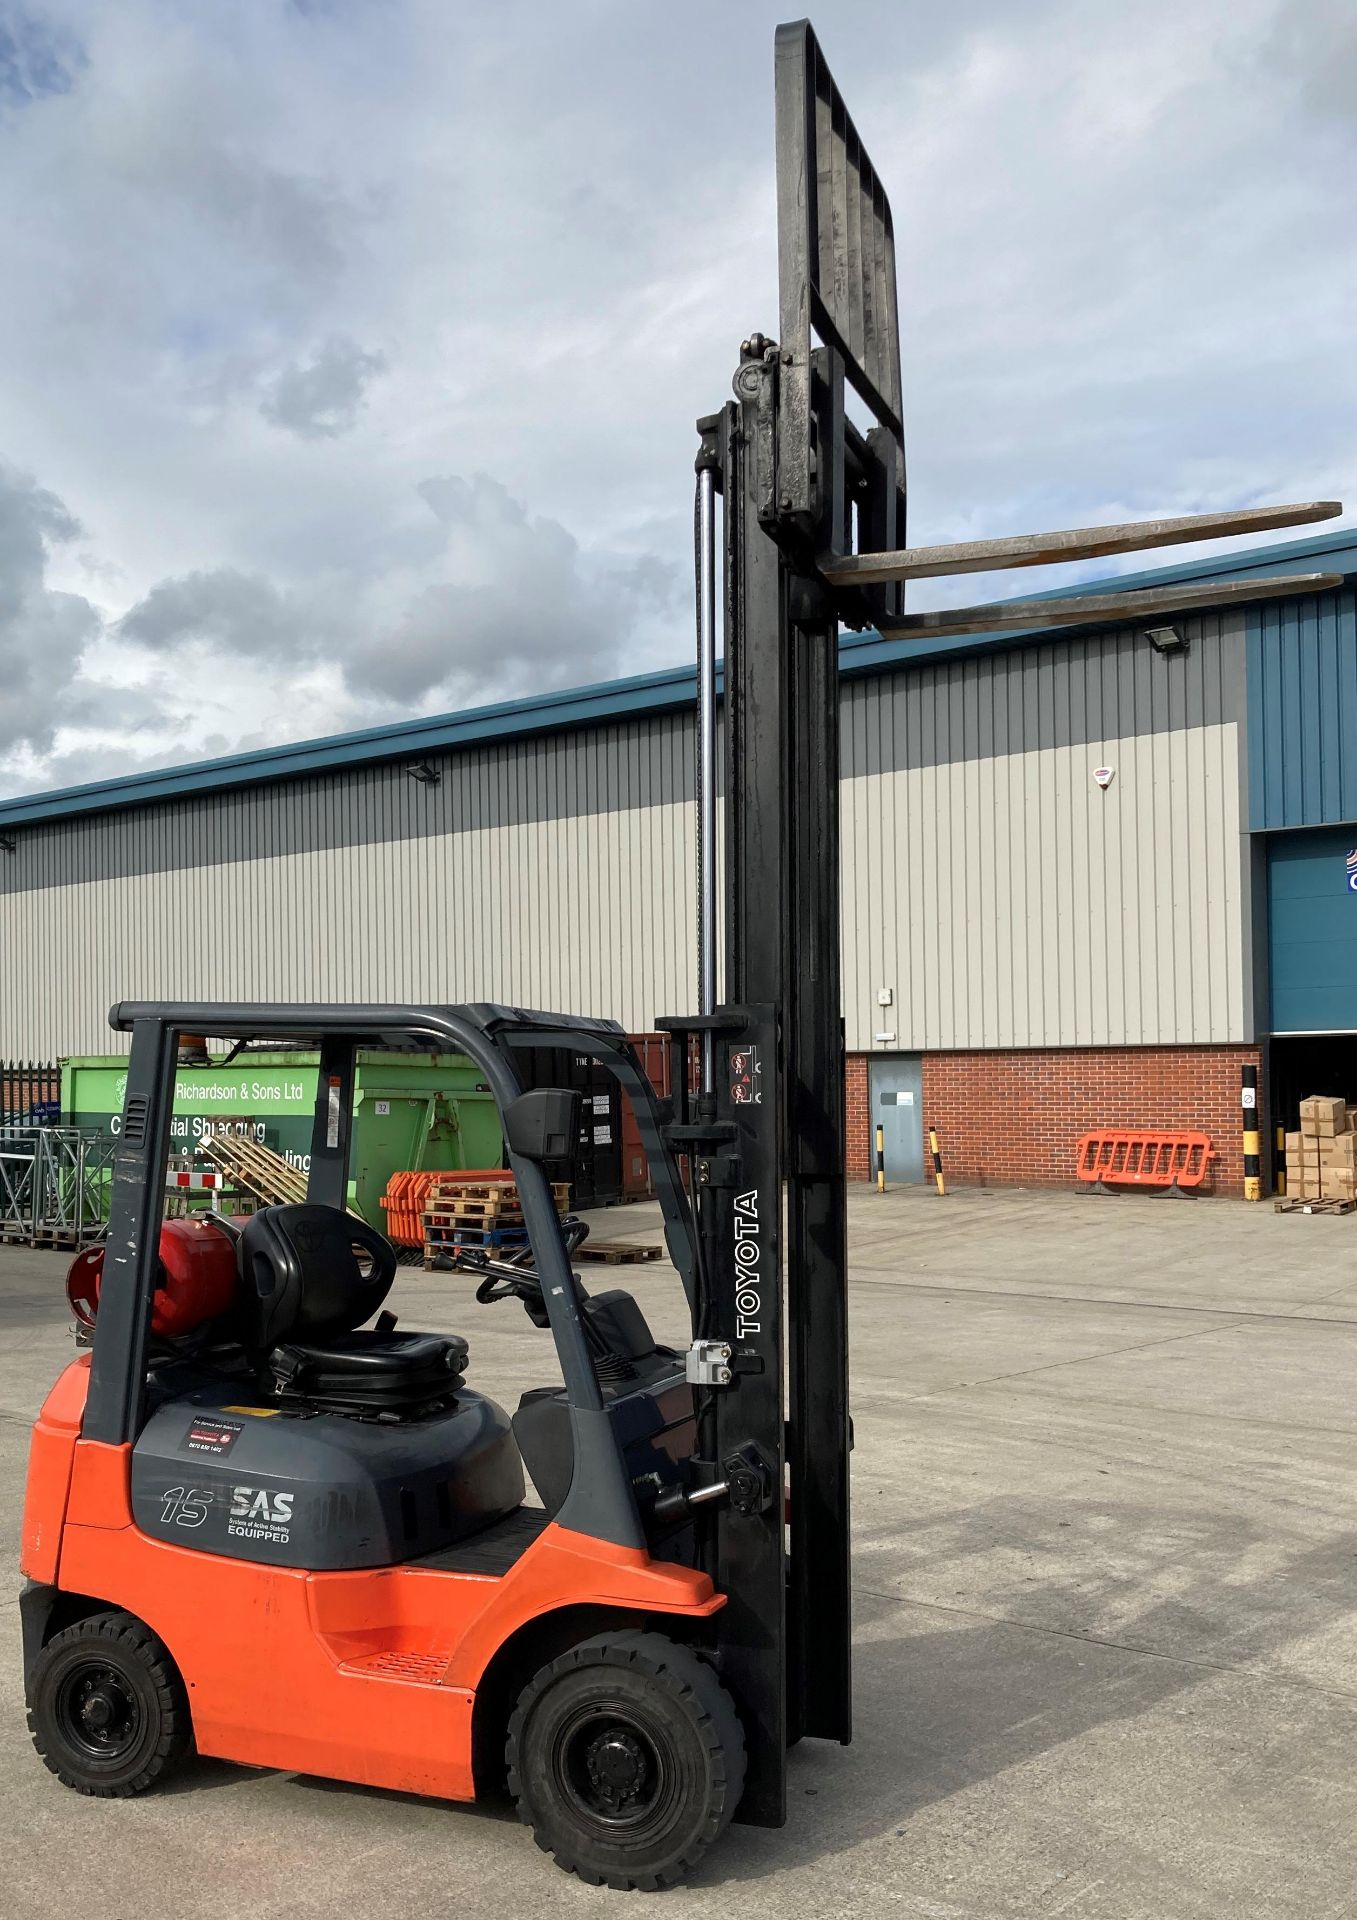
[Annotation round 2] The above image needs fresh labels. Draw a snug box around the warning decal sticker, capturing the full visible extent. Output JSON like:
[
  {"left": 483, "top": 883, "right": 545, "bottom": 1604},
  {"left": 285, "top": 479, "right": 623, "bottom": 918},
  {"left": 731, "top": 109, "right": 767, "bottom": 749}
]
[{"left": 183, "top": 1417, "right": 245, "bottom": 1458}]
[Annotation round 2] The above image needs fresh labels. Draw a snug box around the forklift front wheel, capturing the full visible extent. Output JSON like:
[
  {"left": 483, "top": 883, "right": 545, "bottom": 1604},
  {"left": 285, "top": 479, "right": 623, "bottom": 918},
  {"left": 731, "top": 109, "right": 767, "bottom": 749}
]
[
  {"left": 507, "top": 1629, "right": 746, "bottom": 1891},
  {"left": 27, "top": 1610, "right": 191, "bottom": 1798}
]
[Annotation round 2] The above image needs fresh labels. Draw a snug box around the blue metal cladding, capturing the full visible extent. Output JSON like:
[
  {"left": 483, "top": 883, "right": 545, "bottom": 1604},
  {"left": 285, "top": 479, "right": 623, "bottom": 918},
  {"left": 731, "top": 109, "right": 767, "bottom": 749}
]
[
  {"left": 1248, "top": 586, "right": 1357, "bottom": 829},
  {"left": 1268, "top": 826, "right": 1357, "bottom": 1031}
]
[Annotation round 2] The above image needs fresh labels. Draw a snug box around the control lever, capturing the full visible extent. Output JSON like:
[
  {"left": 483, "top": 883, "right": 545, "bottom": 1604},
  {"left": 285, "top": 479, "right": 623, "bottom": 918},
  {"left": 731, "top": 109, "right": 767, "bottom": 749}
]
[{"left": 648, "top": 1444, "right": 775, "bottom": 1528}]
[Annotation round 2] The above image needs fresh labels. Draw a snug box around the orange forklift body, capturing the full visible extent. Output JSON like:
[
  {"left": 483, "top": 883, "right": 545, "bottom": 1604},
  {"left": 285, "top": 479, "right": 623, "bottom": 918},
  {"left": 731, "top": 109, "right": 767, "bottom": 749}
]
[{"left": 23, "top": 1358, "right": 721, "bottom": 1802}]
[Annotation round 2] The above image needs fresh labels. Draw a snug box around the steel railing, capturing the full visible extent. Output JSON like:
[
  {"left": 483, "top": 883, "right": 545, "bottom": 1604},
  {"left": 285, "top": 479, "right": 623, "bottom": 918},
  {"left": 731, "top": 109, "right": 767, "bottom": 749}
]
[{"left": 0, "top": 1126, "right": 115, "bottom": 1246}]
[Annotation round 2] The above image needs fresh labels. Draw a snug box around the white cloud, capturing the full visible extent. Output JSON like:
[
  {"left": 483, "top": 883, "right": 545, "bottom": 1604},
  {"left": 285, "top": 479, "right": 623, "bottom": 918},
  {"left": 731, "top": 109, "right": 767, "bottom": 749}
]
[
  {"left": 0, "top": 0, "right": 1352, "bottom": 795},
  {"left": 0, "top": 462, "right": 101, "bottom": 757},
  {"left": 345, "top": 473, "right": 678, "bottom": 706},
  {"left": 260, "top": 336, "right": 386, "bottom": 440}
]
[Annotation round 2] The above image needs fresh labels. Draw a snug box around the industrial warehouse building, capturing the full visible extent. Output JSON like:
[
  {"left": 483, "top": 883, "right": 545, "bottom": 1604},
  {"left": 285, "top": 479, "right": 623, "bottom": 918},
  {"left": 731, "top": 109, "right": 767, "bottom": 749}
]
[{"left": 3, "top": 525, "right": 1356, "bottom": 1195}]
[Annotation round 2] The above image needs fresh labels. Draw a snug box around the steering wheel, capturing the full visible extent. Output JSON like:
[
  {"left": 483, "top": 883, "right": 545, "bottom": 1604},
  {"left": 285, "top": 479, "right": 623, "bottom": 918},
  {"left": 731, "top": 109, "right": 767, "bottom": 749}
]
[
  {"left": 456, "top": 1215, "right": 590, "bottom": 1314},
  {"left": 469, "top": 1255, "right": 546, "bottom": 1308}
]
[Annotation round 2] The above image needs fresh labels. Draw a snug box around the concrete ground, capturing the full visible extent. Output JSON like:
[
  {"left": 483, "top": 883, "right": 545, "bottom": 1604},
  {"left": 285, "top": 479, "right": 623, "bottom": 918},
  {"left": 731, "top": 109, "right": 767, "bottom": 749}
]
[{"left": 6, "top": 1186, "right": 1357, "bottom": 1918}]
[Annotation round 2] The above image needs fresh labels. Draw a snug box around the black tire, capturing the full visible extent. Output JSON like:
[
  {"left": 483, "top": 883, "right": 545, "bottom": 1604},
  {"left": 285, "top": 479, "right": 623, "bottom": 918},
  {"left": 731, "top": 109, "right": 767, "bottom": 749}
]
[
  {"left": 506, "top": 1629, "right": 745, "bottom": 1890},
  {"left": 27, "top": 1610, "right": 190, "bottom": 1798}
]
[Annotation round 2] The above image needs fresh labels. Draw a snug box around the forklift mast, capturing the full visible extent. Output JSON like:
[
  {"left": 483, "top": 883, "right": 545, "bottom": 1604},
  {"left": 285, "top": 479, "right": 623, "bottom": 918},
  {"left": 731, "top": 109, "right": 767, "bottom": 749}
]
[
  {"left": 660, "top": 21, "right": 907, "bottom": 1822},
  {"left": 668, "top": 17, "right": 1343, "bottom": 1829}
]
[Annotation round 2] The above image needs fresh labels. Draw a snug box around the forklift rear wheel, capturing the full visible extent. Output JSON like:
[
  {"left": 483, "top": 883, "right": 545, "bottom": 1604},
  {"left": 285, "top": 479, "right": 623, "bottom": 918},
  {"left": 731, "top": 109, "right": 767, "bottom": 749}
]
[
  {"left": 507, "top": 1629, "right": 745, "bottom": 1890},
  {"left": 28, "top": 1611, "right": 190, "bottom": 1798}
]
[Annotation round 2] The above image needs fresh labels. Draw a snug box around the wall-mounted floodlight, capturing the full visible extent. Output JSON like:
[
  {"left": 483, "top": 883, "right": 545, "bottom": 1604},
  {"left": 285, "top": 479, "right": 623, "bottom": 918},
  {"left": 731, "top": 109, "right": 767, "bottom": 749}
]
[
  {"left": 405, "top": 762, "right": 441, "bottom": 787},
  {"left": 1144, "top": 625, "right": 1186, "bottom": 654},
  {"left": 0, "top": 835, "right": 15, "bottom": 854}
]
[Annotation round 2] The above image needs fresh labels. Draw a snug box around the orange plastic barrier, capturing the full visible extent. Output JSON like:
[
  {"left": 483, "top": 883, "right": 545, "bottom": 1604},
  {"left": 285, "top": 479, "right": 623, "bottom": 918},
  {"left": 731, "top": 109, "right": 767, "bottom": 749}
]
[
  {"left": 1075, "top": 1130, "right": 1214, "bottom": 1191},
  {"left": 379, "top": 1171, "right": 439, "bottom": 1246}
]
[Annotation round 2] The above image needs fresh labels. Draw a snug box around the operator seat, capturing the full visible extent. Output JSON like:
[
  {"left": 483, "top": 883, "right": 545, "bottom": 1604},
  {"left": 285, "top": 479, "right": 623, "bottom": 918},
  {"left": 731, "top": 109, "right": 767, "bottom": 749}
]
[{"left": 238, "top": 1204, "right": 467, "bottom": 1418}]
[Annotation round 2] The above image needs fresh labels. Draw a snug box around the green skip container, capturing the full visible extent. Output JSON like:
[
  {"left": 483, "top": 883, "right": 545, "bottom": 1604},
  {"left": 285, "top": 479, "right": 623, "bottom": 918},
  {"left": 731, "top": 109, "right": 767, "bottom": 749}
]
[{"left": 61, "top": 1050, "right": 504, "bottom": 1226}]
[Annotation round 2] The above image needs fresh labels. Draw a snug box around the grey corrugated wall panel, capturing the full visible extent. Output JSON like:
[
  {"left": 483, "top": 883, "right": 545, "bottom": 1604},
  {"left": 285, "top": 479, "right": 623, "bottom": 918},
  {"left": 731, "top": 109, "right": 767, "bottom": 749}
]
[
  {"left": 836, "top": 612, "right": 1246, "bottom": 1050},
  {"left": 1, "top": 615, "right": 1247, "bottom": 1059},
  {"left": 0, "top": 713, "right": 701, "bottom": 1058}
]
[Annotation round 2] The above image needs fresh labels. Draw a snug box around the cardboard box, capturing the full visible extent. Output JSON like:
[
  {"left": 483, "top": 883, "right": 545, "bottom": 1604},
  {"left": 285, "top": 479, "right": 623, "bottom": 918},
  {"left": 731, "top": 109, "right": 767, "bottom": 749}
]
[
  {"left": 1321, "top": 1134, "right": 1357, "bottom": 1165},
  {"left": 1300, "top": 1095, "right": 1348, "bottom": 1136},
  {"left": 1286, "top": 1130, "right": 1304, "bottom": 1155},
  {"left": 1322, "top": 1169, "right": 1356, "bottom": 1201}
]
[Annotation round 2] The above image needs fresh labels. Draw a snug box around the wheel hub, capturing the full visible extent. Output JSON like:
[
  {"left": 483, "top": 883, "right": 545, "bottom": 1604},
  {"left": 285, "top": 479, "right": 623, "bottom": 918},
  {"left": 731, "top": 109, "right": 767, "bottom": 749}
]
[
  {"left": 81, "top": 1687, "right": 118, "bottom": 1732},
  {"left": 585, "top": 1728, "right": 649, "bottom": 1809},
  {"left": 58, "top": 1664, "right": 140, "bottom": 1758}
]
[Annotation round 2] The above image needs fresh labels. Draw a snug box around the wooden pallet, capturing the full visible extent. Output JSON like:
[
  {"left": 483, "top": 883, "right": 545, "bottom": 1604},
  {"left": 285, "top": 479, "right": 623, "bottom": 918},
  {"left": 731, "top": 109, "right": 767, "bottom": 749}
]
[
  {"left": 196, "top": 1135, "right": 307, "bottom": 1207},
  {"left": 1274, "top": 1197, "right": 1356, "bottom": 1215},
  {"left": 575, "top": 1242, "right": 663, "bottom": 1264},
  {"left": 0, "top": 1226, "right": 94, "bottom": 1248},
  {"left": 421, "top": 1241, "right": 529, "bottom": 1270},
  {"left": 426, "top": 1179, "right": 570, "bottom": 1206},
  {"left": 428, "top": 1182, "right": 515, "bottom": 1203},
  {"left": 424, "top": 1224, "right": 529, "bottom": 1249},
  {"left": 423, "top": 1218, "right": 524, "bottom": 1236},
  {"left": 425, "top": 1200, "right": 524, "bottom": 1223}
]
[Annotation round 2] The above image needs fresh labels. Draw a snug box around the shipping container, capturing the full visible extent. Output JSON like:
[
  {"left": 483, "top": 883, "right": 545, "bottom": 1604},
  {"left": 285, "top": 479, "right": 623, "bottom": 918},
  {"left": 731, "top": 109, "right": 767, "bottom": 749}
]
[
  {"left": 515, "top": 1045, "right": 624, "bottom": 1207},
  {"left": 622, "top": 1034, "right": 673, "bottom": 1198}
]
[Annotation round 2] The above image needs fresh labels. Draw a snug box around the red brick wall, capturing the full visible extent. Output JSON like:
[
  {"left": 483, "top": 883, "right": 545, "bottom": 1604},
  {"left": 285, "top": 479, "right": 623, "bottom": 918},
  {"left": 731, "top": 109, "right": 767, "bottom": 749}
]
[
  {"left": 845, "top": 1044, "right": 1261, "bottom": 1194},
  {"left": 845, "top": 1054, "right": 870, "bottom": 1181}
]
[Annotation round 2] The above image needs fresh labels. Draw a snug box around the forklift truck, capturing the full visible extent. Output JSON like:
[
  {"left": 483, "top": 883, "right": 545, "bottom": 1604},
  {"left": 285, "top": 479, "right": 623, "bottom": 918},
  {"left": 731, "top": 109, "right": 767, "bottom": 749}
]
[{"left": 18, "top": 18, "right": 1343, "bottom": 1891}]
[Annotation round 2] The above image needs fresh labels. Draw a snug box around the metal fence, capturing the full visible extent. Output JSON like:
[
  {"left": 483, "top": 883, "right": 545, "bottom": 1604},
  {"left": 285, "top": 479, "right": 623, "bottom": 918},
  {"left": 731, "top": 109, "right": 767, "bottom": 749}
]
[
  {"left": 1, "top": 1059, "right": 60, "bottom": 1126},
  {"left": 0, "top": 1126, "right": 114, "bottom": 1247}
]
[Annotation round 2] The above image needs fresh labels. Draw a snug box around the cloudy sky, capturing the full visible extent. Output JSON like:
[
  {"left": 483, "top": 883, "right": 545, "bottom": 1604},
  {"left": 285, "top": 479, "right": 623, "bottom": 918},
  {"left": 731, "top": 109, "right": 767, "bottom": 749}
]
[{"left": 1, "top": 0, "right": 1353, "bottom": 798}]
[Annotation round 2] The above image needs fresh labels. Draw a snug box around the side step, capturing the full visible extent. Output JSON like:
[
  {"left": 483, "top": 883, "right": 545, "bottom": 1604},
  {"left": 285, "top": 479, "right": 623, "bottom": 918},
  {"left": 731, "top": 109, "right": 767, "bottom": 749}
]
[{"left": 340, "top": 1649, "right": 452, "bottom": 1684}]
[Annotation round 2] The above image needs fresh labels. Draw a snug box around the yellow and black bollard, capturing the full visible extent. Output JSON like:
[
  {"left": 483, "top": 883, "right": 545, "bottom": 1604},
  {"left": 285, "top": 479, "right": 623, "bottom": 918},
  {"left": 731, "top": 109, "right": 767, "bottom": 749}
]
[
  {"left": 1242, "top": 1064, "right": 1261, "bottom": 1202},
  {"left": 875, "top": 1123, "right": 886, "bottom": 1193},
  {"left": 928, "top": 1125, "right": 946, "bottom": 1196},
  {"left": 1275, "top": 1121, "right": 1287, "bottom": 1198}
]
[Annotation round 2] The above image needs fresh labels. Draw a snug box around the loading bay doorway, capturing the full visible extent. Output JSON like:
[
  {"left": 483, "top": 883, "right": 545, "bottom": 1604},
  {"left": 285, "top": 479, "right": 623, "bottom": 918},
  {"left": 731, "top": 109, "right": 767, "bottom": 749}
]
[
  {"left": 869, "top": 1053, "right": 925, "bottom": 1184},
  {"left": 1266, "top": 828, "right": 1357, "bottom": 1175}
]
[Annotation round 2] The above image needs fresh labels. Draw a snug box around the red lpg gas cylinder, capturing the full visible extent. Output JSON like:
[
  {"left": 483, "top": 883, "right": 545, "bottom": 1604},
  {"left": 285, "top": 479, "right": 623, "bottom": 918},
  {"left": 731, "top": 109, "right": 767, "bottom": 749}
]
[{"left": 66, "top": 1217, "right": 238, "bottom": 1337}]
